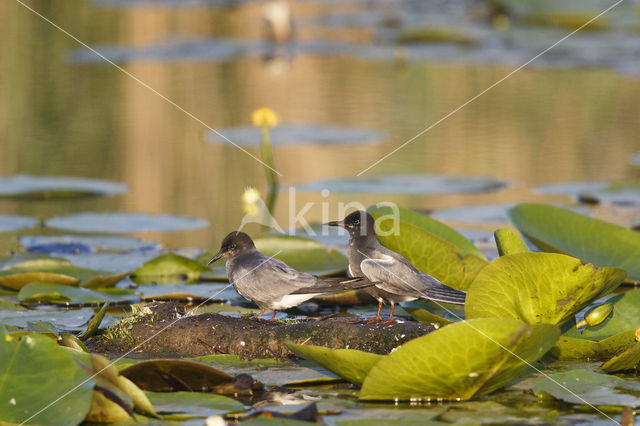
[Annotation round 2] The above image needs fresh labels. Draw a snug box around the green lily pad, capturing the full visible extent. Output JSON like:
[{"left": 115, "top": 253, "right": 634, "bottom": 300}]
[
  {"left": 493, "top": 228, "right": 529, "bottom": 256},
  {"left": 532, "top": 369, "right": 640, "bottom": 407},
  {"left": 599, "top": 341, "right": 640, "bottom": 373},
  {"left": 549, "top": 329, "right": 637, "bottom": 360},
  {"left": 581, "top": 289, "right": 640, "bottom": 340},
  {"left": 359, "top": 318, "right": 560, "bottom": 401},
  {"left": 18, "top": 282, "right": 139, "bottom": 305},
  {"left": 189, "top": 354, "right": 285, "bottom": 368},
  {"left": 200, "top": 234, "right": 349, "bottom": 279},
  {"left": 371, "top": 215, "right": 488, "bottom": 290},
  {"left": 402, "top": 307, "right": 453, "bottom": 327},
  {"left": 337, "top": 407, "right": 449, "bottom": 425},
  {"left": 253, "top": 235, "right": 348, "bottom": 276},
  {"left": 0, "top": 299, "right": 25, "bottom": 311},
  {"left": 465, "top": 253, "right": 625, "bottom": 326},
  {"left": 0, "top": 258, "right": 129, "bottom": 290},
  {"left": 285, "top": 342, "right": 384, "bottom": 386},
  {"left": 368, "top": 205, "right": 486, "bottom": 260},
  {"left": 78, "top": 302, "right": 110, "bottom": 340},
  {"left": 0, "top": 325, "right": 94, "bottom": 425},
  {"left": 132, "top": 253, "right": 209, "bottom": 283},
  {"left": 120, "top": 359, "right": 235, "bottom": 392},
  {"left": 508, "top": 203, "right": 640, "bottom": 282},
  {"left": 145, "top": 391, "right": 244, "bottom": 417},
  {"left": 400, "top": 301, "right": 456, "bottom": 327}
]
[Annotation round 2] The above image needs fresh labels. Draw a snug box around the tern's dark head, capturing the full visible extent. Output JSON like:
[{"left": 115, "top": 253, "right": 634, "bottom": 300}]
[
  {"left": 207, "top": 231, "right": 255, "bottom": 265},
  {"left": 326, "top": 210, "right": 376, "bottom": 238}
]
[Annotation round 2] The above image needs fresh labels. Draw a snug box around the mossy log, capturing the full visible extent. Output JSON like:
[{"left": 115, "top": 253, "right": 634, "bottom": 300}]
[{"left": 87, "top": 302, "right": 434, "bottom": 360}]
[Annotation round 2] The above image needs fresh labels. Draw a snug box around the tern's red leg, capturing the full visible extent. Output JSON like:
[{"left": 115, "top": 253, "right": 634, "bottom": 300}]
[
  {"left": 256, "top": 308, "right": 266, "bottom": 320},
  {"left": 381, "top": 304, "right": 396, "bottom": 324},
  {"left": 366, "top": 301, "right": 383, "bottom": 323},
  {"left": 268, "top": 310, "right": 278, "bottom": 322}
]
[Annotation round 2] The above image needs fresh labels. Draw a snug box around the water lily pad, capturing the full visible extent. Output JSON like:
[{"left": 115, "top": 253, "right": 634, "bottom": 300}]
[
  {"left": 132, "top": 253, "right": 209, "bottom": 283},
  {"left": 45, "top": 212, "right": 209, "bottom": 233},
  {"left": 200, "top": 234, "right": 348, "bottom": 279},
  {"left": 20, "top": 235, "right": 160, "bottom": 253},
  {"left": 532, "top": 369, "right": 640, "bottom": 407},
  {"left": 508, "top": 203, "right": 640, "bottom": 282},
  {"left": 466, "top": 253, "right": 625, "bottom": 325},
  {"left": 0, "top": 258, "right": 129, "bottom": 290},
  {"left": 295, "top": 174, "right": 506, "bottom": 195},
  {"left": 285, "top": 342, "right": 383, "bottom": 386},
  {"left": 536, "top": 180, "right": 640, "bottom": 205},
  {"left": 494, "top": 228, "right": 530, "bottom": 256},
  {"left": 60, "top": 252, "right": 160, "bottom": 274},
  {"left": 120, "top": 359, "right": 235, "bottom": 392},
  {"left": 0, "top": 307, "right": 95, "bottom": 330},
  {"left": 0, "top": 326, "right": 94, "bottom": 425},
  {"left": 0, "top": 174, "right": 127, "bottom": 200},
  {"left": 581, "top": 289, "right": 640, "bottom": 341},
  {"left": 432, "top": 203, "right": 515, "bottom": 224},
  {"left": 368, "top": 205, "right": 486, "bottom": 260},
  {"left": 207, "top": 124, "right": 382, "bottom": 146},
  {"left": 359, "top": 318, "right": 559, "bottom": 401},
  {"left": 0, "top": 215, "right": 39, "bottom": 232},
  {"left": 253, "top": 235, "right": 348, "bottom": 276},
  {"left": 145, "top": 391, "right": 244, "bottom": 417},
  {"left": 0, "top": 299, "right": 25, "bottom": 311},
  {"left": 599, "top": 341, "right": 640, "bottom": 373},
  {"left": 400, "top": 302, "right": 454, "bottom": 328},
  {"left": 550, "top": 329, "right": 637, "bottom": 360},
  {"left": 373, "top": 216, "right": 488, "bottom": 290},
  {"left": 18, "top": 283, "right": 139, "bottom": 305},
  {"left": 139, "top": 283, "right": 236, "bottom": 302}
]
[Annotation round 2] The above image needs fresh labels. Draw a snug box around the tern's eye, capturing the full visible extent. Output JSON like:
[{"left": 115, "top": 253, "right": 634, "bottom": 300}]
[
  {"left": 230, "top": 244, "right": 237, "bottom": 250},
  {"left": 353, "top": 219, "right": 360, "bottom": 226}
]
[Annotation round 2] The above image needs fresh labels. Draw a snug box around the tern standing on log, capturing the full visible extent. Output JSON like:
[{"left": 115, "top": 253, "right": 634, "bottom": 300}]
[
  {"left": 208, "top": 231, "right": 370, "bottom": 321},
  {"left": 327, "top": 210, "right": 466, "bottom": 322}
]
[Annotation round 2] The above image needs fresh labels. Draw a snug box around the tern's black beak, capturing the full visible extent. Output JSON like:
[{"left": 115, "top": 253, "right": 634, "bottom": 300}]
[
  {"left": 207, "top": 251, "right": 226, "bottom": 265},
  {"left": 325, "top": 220, "right": 344, "bottom": 228}
]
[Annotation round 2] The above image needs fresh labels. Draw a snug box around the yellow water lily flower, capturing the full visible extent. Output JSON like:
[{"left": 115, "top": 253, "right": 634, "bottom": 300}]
[
  {"left": 251, "top": 108, "right": 279, "bottom": 128},
  {"left": 242, "top": 187, "right": 261, "bottom": 215}
]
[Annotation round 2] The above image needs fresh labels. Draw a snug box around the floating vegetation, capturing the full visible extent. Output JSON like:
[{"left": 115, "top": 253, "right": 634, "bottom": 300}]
[
  {"left": 0, "top": 174, "right": 127, "bottom": 200},
  {"left": 295, "top": 174, "right": 507, "bottom": 195},
  {"left": 45, "top": 212, "right": 209, "bottom": 233},
  {"left": 208, "top": 124, "right": 382, "bottom": 147}
]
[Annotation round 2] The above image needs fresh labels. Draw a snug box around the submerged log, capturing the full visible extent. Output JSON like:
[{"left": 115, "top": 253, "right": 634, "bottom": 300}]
[{"left": 87, "top": 302, "right": 434, "bottom": 360}]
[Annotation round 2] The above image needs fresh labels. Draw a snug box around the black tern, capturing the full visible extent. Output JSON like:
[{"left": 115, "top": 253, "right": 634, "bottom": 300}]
[
  {"left": 208, "top": 231, "right": 372, "bottom": 321},
  {"left": 327, "top": 210, "right": 466, "bottom": 322}
]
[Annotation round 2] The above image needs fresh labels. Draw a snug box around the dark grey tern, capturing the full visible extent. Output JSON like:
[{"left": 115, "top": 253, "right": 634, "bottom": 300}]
[
  {"left": 208, "top": 231, "right": 371, "bottom": 321},
  {"left": 327, "top": 210, "right": 466, "bottom": 322}
]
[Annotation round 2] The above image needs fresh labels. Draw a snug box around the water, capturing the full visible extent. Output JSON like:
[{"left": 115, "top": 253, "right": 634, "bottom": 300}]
[
  {"left": 2, "top": 0, "right": 640, "bottom": 256},
  {"left": 3, "top": 1, "right": 640, "bottom": 423}
]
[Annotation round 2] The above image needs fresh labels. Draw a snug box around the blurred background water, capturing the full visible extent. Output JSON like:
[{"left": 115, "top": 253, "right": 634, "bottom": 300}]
[{"left": 1, "top": 0, "right": 639, "bottom": 253}]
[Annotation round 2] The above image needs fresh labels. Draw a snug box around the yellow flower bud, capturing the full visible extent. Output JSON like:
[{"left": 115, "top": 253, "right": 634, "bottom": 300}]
[
  {"left": 242, "top": 187, "right": 261, "bottom": 215},
  {"left": 576, "top": 303, "right": 613, "bottom": 328},
  {"left": 251, "top": 107, "right": 279, "bottom": 128}
]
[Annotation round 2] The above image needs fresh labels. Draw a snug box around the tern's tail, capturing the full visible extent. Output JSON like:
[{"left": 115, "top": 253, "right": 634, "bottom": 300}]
[{"left": 420, "top": 276, "right": 466, "bottom": 305}]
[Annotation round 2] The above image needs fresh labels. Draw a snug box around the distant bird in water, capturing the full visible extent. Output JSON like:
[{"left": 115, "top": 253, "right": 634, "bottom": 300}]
[
  {"left": 262, "top": 0, "right": 294, "bottom": 43},
  {"left": 208, "top": 231, "right": 371, "bottom": 321},
  {"left": 327, "top": 210, "right": 466, "bottom": 323}
]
